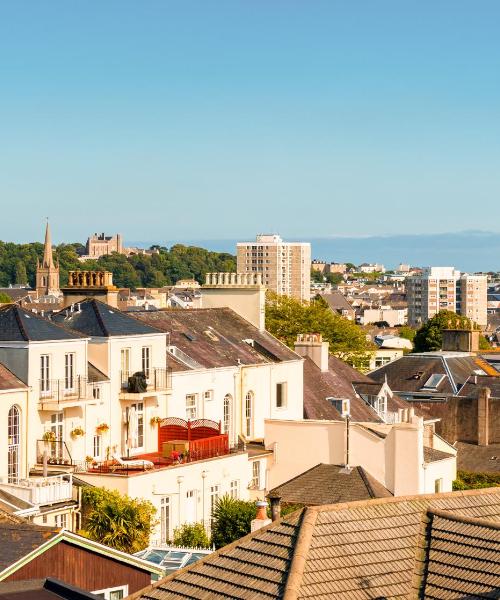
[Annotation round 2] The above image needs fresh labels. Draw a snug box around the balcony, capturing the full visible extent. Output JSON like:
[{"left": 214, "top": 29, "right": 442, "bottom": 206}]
[
  {"left": 38, "top": 377, "right": 100, "bottom": 410},
  {"left": 119, "top": 368, "right": 172, "bottom": 400},
  {"left": 36, "top": 439, "right": 73, "bottom": 467},
  {"left": 0, "top": 473, "right": 73, "bottom": 505}
]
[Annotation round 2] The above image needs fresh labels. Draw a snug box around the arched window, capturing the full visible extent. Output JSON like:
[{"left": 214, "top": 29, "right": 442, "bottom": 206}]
[
  {"left": 8, "top": 406, "right": 20, "bottom": 483},
  {"left": 245, "top": 391, "right": 253, "bottom": 438},
  {"left": 223, "top": 394, "right": 232, "bottom": 435}
]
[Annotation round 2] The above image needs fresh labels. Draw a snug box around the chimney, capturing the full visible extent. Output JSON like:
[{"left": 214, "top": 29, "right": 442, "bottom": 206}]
[
  {"left": 268, "top": 495, "right": 281, "bottom": 522},
  {"left": 251, "top": 500, "right": 272, "bottom": 532},
  {"left": 294, "top": 333, "right": 329, "bottom": 372},
  {"left": 442, "top": 329, "right": 479, "bottom": 353},
  {"left": 477, "top": 387, "right": 490, "bottom": 446}
]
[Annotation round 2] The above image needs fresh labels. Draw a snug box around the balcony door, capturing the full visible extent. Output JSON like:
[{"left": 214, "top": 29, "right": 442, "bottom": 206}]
[
  {"left": 8, "top": 406, "right": 20, "bottom": 483},
  {"left": 120, "top": 348, "right": 130, "bottom": 388},
  {"left": 40, "top": 355, "right": 50, "bottom": 395},
  {"left": 50, "top": 412, "right": 64, "bottom": 459},
  {"left": 185, "top": 490, "right": 196, "bottom": 524}
]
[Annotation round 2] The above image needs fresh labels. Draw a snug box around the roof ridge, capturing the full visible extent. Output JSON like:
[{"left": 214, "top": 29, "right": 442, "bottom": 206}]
[
  {"left": 428, "top": 508, "right": 500, "bottom": 530},
  {"left": 282, "top": 507, "right": 318, "bottom": 600},
  {"left": 91, "top": 299, "right": 109, "bottom": 337},
  {"left": 314, "top": 486, "right": 500, "bottom": 514},
  {"left": 12, "top": 305, "right": 29, "bottom": 341},
  {"left": 357, "top": 466, "right": 377, "bottom": 499},
  {"left": 126, "top": 507, "right": 306, "bottom": 600}
]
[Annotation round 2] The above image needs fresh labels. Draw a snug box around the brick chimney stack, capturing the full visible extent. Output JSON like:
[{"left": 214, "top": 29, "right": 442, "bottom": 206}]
[
  {"left": 294, "top": 333, "right": 329, "bottom": 372},
  {"left": 477, "top": 387, "right": 490, "bottom": 446},
  {"left": 251, "top": 501, "right": 272, "bottom": 532}
]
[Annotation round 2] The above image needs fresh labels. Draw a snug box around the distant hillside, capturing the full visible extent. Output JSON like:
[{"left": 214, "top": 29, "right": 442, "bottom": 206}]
[{"left": 0, "top": 242, "right": 236, "bottom": 289}]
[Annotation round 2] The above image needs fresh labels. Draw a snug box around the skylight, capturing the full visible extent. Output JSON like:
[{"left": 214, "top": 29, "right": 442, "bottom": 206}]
[{"left": 422, "top": 374, "right": 446, "bottom": 390}]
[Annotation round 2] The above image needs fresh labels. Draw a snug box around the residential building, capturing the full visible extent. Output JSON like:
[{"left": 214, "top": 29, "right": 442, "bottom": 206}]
[
  {"left": 407, "top": 267, "right": 487, "bottom": 327},
  {"left": 319, "top": 291, "right": 355, "bottom": 320},
  {"left": 457, "top": 273, "right": 488, "bottom": 327},
  {"left": 129, "top": 487, "right": 500, "bottom": 600},
  {"left": 359, "top": 306, "right": 407, "bottom": 326},
  {"left": 327, "top": 262, "right": 347, "bottom": 274},
  {"left": 236, "top": 234, "right": 311, "bottom": 301},
  {"left": 357, "top": 262, "right": 385, "bottom": 273},
  {"left": 36, "top": 222, "right": 60, "bottom": 298}
]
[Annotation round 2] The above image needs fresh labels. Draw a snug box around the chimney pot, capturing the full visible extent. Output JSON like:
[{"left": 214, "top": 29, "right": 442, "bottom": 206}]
[{"left": 251, "top": 501, "right": 271, "bottom": 532}]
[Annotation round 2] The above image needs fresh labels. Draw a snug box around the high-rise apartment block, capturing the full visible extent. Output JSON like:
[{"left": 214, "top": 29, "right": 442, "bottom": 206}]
[
  {"left": 237, "top": 234, "right": 311, "bottom": 301},
  {"left": 407, "top": 267, "right": 487, "bottom": 328}
]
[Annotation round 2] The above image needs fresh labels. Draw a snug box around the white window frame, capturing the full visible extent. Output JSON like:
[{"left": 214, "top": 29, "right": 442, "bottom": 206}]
[
  {"left": 64, "top": 353, "right": 75, "bottom": 391},
  {"left": 40, "top": 354, "right": 50, "bottom": 394},
  {"left": 92, "top": 586, "right": 129, "bottom": 600},
  {"left": 130, "top": 402, "right": 144, "bottom": 450},
  {"left": 8, "top": 405, "right": 20, "bottom": 484},
  {"left": 276, "top": 382, "right": 287, "bottom": 409},
  {"left": 54, "top": 513, "right": 68, "bottom": 529},
  {"left": 93, "top": 434, "right": 102, "bottom": 459},
  {"left": 245, "top": 391, "right": 253, "bottom": 438},
  {"left": 120, "top": 348, "right": 131, "bottom": 387},
  {"left": 186, "top": 394, "right": 197, "bottom": 420},
  {"left": 141, "top": 346, "right": 151, "bottom": 379},
  {"left": 210, "top": 484, "right": 220, "bottom": 519},
  {"left": 230, "top": 480, "right": 239, "bottom": 499},
  {"left": 251, "top": 461, "right": 261, "bottom": 489},
  {"left": 204, "top": 390, "right": 213, "bottom": 401},
  {"left": 160, "top": 497, "right": 170, "bottom": 543},
  {"left": 223, "top": 394, "right": 231, "bottom": 435}
]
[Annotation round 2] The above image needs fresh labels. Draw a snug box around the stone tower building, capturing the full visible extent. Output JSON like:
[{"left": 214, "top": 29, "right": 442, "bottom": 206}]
[{"left": 36, "top": 221, "right": 60, "bottom": 297}]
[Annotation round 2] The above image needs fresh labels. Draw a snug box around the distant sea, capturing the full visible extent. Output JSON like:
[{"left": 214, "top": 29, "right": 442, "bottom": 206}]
[{"left": 128, "top": 230, "right": 500, "bottom": 273}]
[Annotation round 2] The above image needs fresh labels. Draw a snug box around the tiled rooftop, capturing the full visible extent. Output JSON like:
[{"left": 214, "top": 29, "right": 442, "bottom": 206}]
[{"left": 130, "top": 487, "right": 500, "bottom": 600}]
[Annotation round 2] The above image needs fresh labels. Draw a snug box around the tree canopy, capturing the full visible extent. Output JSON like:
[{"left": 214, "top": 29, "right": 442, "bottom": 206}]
[
  {"left": 211, "top": 495, "right": 257, "bottom": 549},
  {"left": 79, "top": 487, "right": 156, "bottom": 553},
  {"left": 172, "top": 522, "right": 211, "bottom": 549},
  {"left": 413, "top": 310, "right": 490, "bottom": 352},
  {"left": 265, "top": 292, "right": 373, "bottom": 368},
  {"left": 0, "top": 240, "right": 235, "bottom": 289}
]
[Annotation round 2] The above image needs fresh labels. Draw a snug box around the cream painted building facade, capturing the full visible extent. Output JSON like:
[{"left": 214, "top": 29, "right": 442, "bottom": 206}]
[
  {"left": 407, "top": 267, "right": 487, "bottom": 327},
  {"left": 237, "top": 234, "right": 311, "bottom": 301}
]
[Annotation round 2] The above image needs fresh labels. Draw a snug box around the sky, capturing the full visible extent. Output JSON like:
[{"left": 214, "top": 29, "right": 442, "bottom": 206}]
[{"left": 1, "top": 1, "right": 500, "bottom": 246}]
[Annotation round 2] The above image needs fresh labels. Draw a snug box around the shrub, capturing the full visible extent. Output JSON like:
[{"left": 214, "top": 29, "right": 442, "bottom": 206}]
[
  {"left": 172, "top": 522, "right": 211, "bottom": 549},
  {"left": 211, "top": 495, "right": 257, "bottom": 549}
]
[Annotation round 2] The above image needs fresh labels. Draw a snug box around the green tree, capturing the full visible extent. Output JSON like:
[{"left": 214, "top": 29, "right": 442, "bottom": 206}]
[
  {"left": 266, "top": 292, "right": 373, "bottom": 368},
  {"left": 398, "top": 326, "right": 416, "bottom": 343},
  {"left": 80, "top": 487, "right": 156, "bottom": 553},
  {"left": 324, "top": 272, "right": 343, "bottom": 285},
  {"left": 211, "top": 495, "right": 257, "bottom": 549},
  {"left": 310, "top": 269, "right": 324, "bottom": 283},
  {"left": 453, "top": 470, "right": 500, "bottom": 490},
  {"left": 0, "top": 292, "right": 12, "bottom": 303},
  {"left": 15, "top": 260, "right": 28, "bottom": 285},
  {"left": 413, "top": 310, "right": 490, "bottom": 352},
  {"left": 172, "top": 522, "right": 211, "bottom": 549}
]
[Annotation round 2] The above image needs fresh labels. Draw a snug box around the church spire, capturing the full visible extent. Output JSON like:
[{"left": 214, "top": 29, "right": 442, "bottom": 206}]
[{"left": 42, "top": 219, "right": 55, "bottom": 268}]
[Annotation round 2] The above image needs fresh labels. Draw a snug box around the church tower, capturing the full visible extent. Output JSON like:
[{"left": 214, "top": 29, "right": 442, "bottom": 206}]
[{"left": 36, "top": 221, "right": 60, "bottom": 297}]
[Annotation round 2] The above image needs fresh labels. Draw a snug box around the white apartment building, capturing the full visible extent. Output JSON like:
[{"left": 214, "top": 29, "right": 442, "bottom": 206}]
[
  {"left": 236, "top": 234, "right": 311, "bottom": 301},
  {"left": 407, "top": 267, "right": 487, "bottom": 328}
]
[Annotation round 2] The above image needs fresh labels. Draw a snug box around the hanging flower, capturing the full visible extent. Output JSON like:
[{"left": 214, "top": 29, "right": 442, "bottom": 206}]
[
  {"left": 70, "top": 426, "right": 85, "bottom": 438},
  {"left": 42, "top": 431, "right": 56, "bottom": 442},
  {"left": 96, "top": 423, "right": 109, "bottom": 433},
  {"left": 150, "top": 416, "right": 162, "bottom": 426}
]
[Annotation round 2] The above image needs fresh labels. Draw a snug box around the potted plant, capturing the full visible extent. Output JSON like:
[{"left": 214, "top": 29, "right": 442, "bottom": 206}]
[
  {"left": 96, "top": 423, "right": 109, "bottom": 434},
  {"left": 42, "top": 431, "right": 56, "bottom": 442},
  {"left": 70, "top": 426, "right": 85, "bottom": 439},
  {"left": 150, "top": 416, "right": 162, "bottom": 426}
]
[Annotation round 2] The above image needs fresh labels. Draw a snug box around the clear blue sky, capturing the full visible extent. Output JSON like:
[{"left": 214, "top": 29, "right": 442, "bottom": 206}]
[{"left": 1, "top": 1, "right": 500, "bottom": 245}]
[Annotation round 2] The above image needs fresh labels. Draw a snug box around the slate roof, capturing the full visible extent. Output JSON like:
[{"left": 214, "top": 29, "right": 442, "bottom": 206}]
[
  {"left": 457, "top": 375, "right": 500, "bottom": 399},
  {"left": 0, "top": 304, "right": 83, "bottom": 342},
  {"left": 417, "top": 510, "right": 500, "bottom": 599},
  {"left": 268, "top": 463, "right": 391, "bottom": 506},
  {"left": 370, "top": 352, "right": 485, "bottom": 396},
  {"left": 0, "top": 578, "right": 99, "bottom": 600},
  {"left": 303, "top": 355, "right": 410, "bottom": 422},
  {"left": 319, "top": 292, "right": 355, "bottom": 314},
  {"left": 88, "top": 362, "right": 109, "bottom": 382},
  {"left": 0, "top": 522, "right": 60, "bottom": 572},
  {"left": 423, "top": 446, "right": 455, "bottom": 463},
  {"left": 455, "top": 441, "right": 500, "bottom": 473},
  {"left": 130, "top": 488, "right": 500, "bottom": 600},
  {"left": 0, "top": 362, "right": 27, "bottom": 391},
  {"left": 134, "top": 308, "right": 300, "bottom": 368},
  {"left": 52, "top": 299, "right": 164, "bottom": 338}
]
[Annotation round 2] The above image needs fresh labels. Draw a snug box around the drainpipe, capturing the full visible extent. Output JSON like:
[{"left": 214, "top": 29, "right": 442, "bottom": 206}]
[
  {"left": 201, "top": 470, "right": 207, "bottom": 527},
  {"left": 177, "top": 475, "right": 184, "bottom": 526}
]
